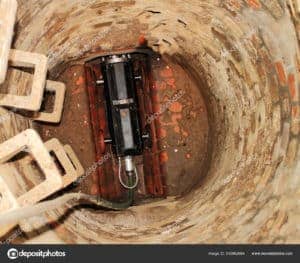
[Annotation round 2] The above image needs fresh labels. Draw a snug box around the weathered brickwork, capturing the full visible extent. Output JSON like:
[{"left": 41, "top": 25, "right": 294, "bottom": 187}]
[{"left": 0, "top": 0, "right": 298, "bottom": 243}]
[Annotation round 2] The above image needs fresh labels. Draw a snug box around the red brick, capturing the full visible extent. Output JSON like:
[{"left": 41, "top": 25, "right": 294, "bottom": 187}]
[
  {"left": 275, "top": 61, "right": 287, "bottom": 86},
  {"left": 291, "top": 105, "right": 299, "bottom": 119},
  {"left": 169, "top": 101, "right": 183, "bottom": 113},
  {"left": 160, "top": 66, "right": 173, "bottom": 78},
  {"left": 246, "top": 0, "right": 261, "bottom": 9},
  {"left": 288, "top": 74, "right": 297, "bottom": 101},
  {"left": 138, "top": 34, "right": 146, "bottom": 46},
  {"left": 159, "top": 151, "right": 169, "bottom": 163}
]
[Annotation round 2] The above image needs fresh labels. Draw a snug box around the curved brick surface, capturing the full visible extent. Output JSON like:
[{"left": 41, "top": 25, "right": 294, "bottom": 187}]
[{"left": 0, "top": 0, "right": 299, "bottom": 243}]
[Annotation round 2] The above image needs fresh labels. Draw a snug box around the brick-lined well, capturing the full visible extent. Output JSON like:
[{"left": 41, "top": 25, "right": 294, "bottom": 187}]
[{"left": 0, "top": 0, "right": 298, "bottom": 243}]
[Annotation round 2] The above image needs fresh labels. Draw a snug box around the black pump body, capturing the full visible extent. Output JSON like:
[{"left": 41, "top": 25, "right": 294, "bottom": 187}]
[{"left": 100, "top": 54, "right": 143, "bottom": 157}]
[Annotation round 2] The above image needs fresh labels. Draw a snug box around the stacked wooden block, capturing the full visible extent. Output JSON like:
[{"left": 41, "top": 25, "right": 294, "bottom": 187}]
[{"left": 0, "top": 0, "right": 84, "bottom": 235}]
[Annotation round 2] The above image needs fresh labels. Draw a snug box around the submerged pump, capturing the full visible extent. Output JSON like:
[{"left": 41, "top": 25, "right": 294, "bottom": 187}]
[{"left": 97, "top": 54, "right": 150, "bottom": 190}]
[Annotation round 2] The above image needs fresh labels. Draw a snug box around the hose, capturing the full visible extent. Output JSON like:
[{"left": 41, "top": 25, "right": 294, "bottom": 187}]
[
  {"left": 118, "top": 157, "right": 139, "bottom": 189},
  {"left": 0, "top": 172, "right": 135, "bottom": 227}
]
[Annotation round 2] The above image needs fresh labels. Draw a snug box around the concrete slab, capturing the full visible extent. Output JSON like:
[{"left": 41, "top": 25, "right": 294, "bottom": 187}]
[
  {"left": 0, "top": 49, "right": 48, "bottom": 111},
  {"left": 45, "top": 138, "right": 84, "bottom": 188},
  {"left": 0, "top": 176, "right": 20, "bottom": 237},
  {"left": 32, "top": 80, "right": 66, "bottom": 123},
  {"left": 0, "top": 129, "right": 63, "bottom": 206}
]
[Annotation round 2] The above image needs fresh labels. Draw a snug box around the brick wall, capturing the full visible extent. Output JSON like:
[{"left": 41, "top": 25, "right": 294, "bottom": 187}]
[{"left": 0, "top": 0, "right": 298, "bottom": 243}]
